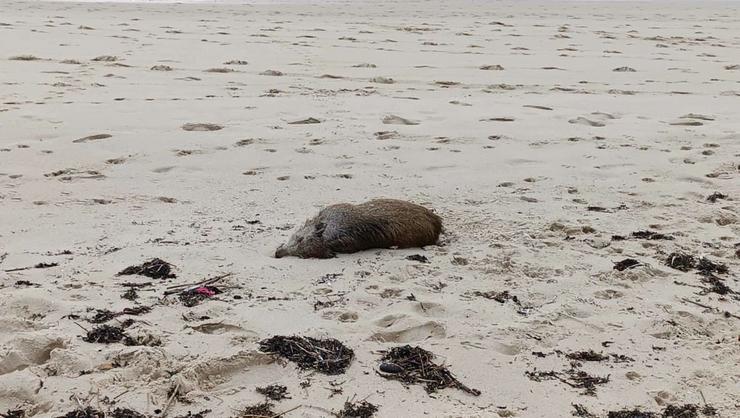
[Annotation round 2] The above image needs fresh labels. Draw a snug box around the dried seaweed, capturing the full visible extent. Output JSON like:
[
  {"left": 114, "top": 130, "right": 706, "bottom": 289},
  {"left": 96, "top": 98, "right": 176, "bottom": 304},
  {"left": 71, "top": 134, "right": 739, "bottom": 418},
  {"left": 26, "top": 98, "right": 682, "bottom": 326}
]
[
  {"left": 666, "top": 253, "right": 696, "bottom": 272},
  {"left": 662, "top": 404, "right": 699, "bottom": 418},
  {"left": 122, "top": 288, "right": 138, "bottom": 301},
  {"left": 571, "top": 404, "right": 596, "bottom": 418},
  {"left": 1, "top": 411, "right": 25, "bottom": 418},
  {"left": 173, "top": 411, "right": 210, "bottom": 418},
  {"left": 123, "top": 306, "right": 152, "bottom": 316},
  {"left": 610, "top": 354, "right": 634, "bottom": 363},
  {"left": 15, "top": 280, "right": 39, "bottom": 287},
  {"left": 706, "top": 192, "right": 727, "bottom": 203},
  {"left": 607, "top": 410, "right": 656, "bottom": 418},
  {"left": 608, "top": 403, "right": 715, "bottom": 417},
  {"left": 336, "top": 400, "right": 379, "bottom": 418},
  {"left": 377, "top": 345, "right": 480, "bottom": 396},
  {"left": 700, "top": 405, "right": 718, "bottom": 416},
  {"left": 406, "top": 254, "right": 429, "bottom": 263},
  {"left": 82, "top": 325, "right": 144, "bottom": 346},
  {"left": 631, "top": 230, "right": 674, "bottom": 240},
  {"left": 526, "top": 364, "right": 609, "bottom": 396},
  {"left": 696, "top": 258, "right": 728, "bottom": 276},
  {"left": 55, "top": 408, "right": 105, "bottom": 418},
  {"left": 236, "top": 402, "right": 274, "bottom": 417},
  {"left": 665, "top": 253, "right": 733, "bottom": 295},
  {"left": 89, "top": 309, "right": 117, "bottom": 323},
  {"left": 700, "top": 275, "right": 732, "bottom": 295},
  {"left": 89, "top": 306, "right": 151, "bottom": 324},
  {"left": 613, "top": 258, "right": 640, "bottom": 271},
  {"left": 256, "top": 384, "right": 290, "bottom": 401},
  {"left": 259, "top": 335, "right": 354, "bottom": 375},
  {"left": 118, "top": 258, "right": 175, "bottom": 279},
  {"left": 473, "top": 290, "right": 519, "bottom": 304},
  {"left": 83, "top": 325, "right": 127, "bottom": 344},
  {"left": 565, "top": 350, "right": 609, "bottom": 362},
  {"left": 110, "top": 408, "right": 147, "bottom": 418}
]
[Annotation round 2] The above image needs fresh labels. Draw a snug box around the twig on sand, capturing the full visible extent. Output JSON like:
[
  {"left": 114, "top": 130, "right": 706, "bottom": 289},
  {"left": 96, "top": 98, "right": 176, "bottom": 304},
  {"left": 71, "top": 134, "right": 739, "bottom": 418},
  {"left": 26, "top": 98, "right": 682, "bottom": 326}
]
[
  {"left": 3, "top": 262, "right": 58, "bottom": 272},
  {"left": 161, "top": 381, "right": 180, "bottom": 417},
  {"left": 73, "top": 322, "right": 90, "bottom": 333},
  {"left": 163, "top": 273, "right": 233, "bottom": 296},
  {"left": 682, "top": 297, "right": 740, "bottom": 320},
  {"left": 72, "top": 394, "right": 85, "bottom": 409},
  {"left": 271, "top": 405, "right": 301, "bottom": 418},
  {"left": 113, "top": 389, "right": 130, "bottom": 400}
]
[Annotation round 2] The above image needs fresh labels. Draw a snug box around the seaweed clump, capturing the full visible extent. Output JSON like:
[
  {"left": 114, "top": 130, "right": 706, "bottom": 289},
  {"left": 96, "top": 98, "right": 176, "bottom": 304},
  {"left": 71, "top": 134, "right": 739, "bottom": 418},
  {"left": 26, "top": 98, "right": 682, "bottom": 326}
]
[
  {"left": 337, "top": 400, "right": 379, "bottom": 418},
  {"left": 526, "top": 363, "right": 610, "bottom": 396},
  {"left": 377, "top": 345, "right": 480, "bottom": 396},
  {"left": 55, "top": 408, "right": 105, "bottom": 418},
  {"left": 258, "top": 336, "right": 354, "bottom": 375},
  {"left": 256, "top": 384, "right": 290, "bottom": 401},
  {"left": 110, "top": 408, "right": 147, "bottom": 418},
  {"left": 236, "top": 402, "right": 274, "bottom": 418},
  {"left": 118, "top": 258, "right": 175, "bottom": 279}
]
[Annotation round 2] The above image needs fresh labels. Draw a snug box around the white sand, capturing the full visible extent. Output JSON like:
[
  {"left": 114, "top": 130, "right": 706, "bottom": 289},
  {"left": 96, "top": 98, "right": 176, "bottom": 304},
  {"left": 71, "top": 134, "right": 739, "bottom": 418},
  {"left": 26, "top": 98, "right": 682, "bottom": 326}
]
[{"left": 1, "top": 0, "right": 739, "bottom": 416}]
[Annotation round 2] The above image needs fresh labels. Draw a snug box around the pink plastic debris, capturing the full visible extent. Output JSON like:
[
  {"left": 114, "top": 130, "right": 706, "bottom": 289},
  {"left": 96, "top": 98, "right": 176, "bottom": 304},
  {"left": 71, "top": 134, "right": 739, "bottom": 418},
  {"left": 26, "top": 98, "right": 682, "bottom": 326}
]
[{"left": 194, "top": 286, "right": 216, "bottom": 297}]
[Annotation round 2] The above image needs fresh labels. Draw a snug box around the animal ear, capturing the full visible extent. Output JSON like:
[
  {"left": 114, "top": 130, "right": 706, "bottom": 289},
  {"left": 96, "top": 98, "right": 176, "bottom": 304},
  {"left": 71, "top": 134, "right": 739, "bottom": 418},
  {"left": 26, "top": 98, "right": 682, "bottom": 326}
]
[{"left": 314, "top": 221, "right": 326, "bottom": 236}]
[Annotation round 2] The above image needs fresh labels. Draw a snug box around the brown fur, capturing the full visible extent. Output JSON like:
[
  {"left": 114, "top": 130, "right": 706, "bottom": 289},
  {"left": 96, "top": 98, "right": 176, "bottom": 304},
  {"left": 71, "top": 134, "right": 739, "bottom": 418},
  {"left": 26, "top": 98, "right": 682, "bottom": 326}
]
[{"left": 274, "top": 199, "right": 442, "bottom": 258}]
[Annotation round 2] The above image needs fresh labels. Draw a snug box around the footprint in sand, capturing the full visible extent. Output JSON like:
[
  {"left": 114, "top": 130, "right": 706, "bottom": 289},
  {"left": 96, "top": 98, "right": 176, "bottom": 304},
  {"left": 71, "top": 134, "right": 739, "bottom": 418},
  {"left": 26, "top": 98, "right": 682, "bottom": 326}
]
[
  {"left": 434, "top": 81, "right": 459, "bottom": 87},
  {"left": 204, "top": 67, "right": 235, "bottom": 73},
  {"left": 369, "top": 320, "right": 446, "bottom": 343},
  {"left": 670, "top": 120, "right": 703, "bottom": 126},
  {"left": 91, "top": 55, "right": 118, "bottom": 62},
  {"left": 370, "top": 76, "right": 395, "bottom": 84},
  {"left": 0, "top": 333, "right": 66, "bottom": 375},
  {"left": 224, "top": 60, "right": 248, "bottom": 65},
  {"left": 593, "top": 289, "right": 624, "bottom": 300},
  {"left": 288, "top": 117, "right": 321, "bottom": 125},
  {"left": 234, "top": 138, "right": 256, "bottom": 146},
  {"left": 177, "top": 350, "right": 275, "bottom": 392},
  {"left": 73, "top": 133, "right": 112, "bottom": 143},
  {"left": 569, "top": 116, "right": 605, "bottom": 127},
  {"left": 680, "top": 113, "right": 714, "bottom": 121},
  {"left": 383, "top": 115, "right": 418, "bottom": 125},
  {"left": 523, "top": 105, "right": 553, "bottom": 111},
  {"left": 260, "top": 69, "right": 283, "bottom": 76},
  {"left": 106, "top": 157, "right": 127, "bottom": 165},
  {"left": 353, "top": 63, "right": 376, "bottom": 68},
  {"left": 591, "top": 112, "right": 616, "bottom": 120},
  {"left": 0, "top": 369, "right": 49, "bottom": 415},
  {"left": 182, "top": 123, "right": 222, "bottom": 131},
  {"left": 479, "top": 64, "right": 504, "bottom": 70},
  {"left": 8, "top": 55, "right": 43, "bottom": 61},
  {"left": 613, "top": 66, "right": 636, "bottom": 72},
  {"left": 374, "top": 131, "right": 398, "bottom": 140},
  {"left": 481, "top": 117, "right": 515, "bottom": 122},
  {"left": 150, "top": 65, "right": 172, "bottom": 71},
  {"left": 189, "top": 322, "right": 245, "bottom": 335},
  {"left": 491, "top": 341, "right": 522, "bottom": 356}
]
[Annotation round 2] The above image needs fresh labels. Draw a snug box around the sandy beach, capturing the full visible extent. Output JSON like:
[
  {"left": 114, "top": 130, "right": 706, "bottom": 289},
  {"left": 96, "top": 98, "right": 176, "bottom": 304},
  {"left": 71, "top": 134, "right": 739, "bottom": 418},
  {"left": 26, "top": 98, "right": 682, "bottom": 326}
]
[{"left": 1, "top": 0, "right": 739, "bottom": 416}]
